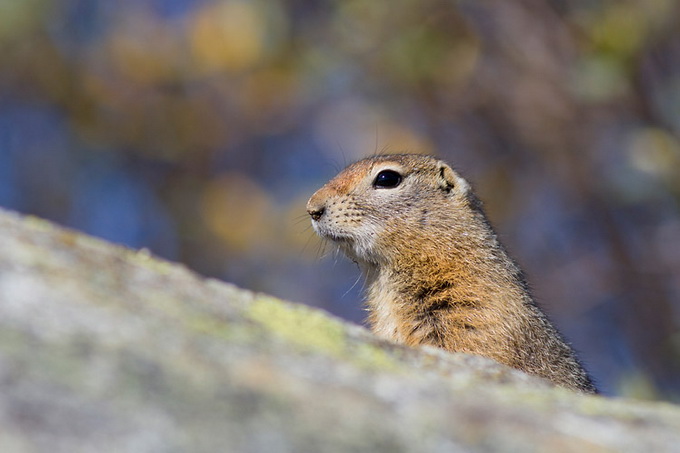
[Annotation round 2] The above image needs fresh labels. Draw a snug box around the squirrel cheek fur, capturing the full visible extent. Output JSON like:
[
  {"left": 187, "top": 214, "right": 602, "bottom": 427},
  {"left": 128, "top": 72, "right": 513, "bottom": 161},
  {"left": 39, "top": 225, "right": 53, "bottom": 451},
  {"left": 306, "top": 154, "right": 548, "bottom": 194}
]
[{"left": 307, "top": 154, "right": 597, "bottom": 393}]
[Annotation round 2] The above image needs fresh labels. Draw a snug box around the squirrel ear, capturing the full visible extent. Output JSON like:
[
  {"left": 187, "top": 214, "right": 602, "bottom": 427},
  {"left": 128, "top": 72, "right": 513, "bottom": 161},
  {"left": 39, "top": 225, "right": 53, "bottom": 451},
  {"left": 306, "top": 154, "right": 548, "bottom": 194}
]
[
  {"left": 438, "top": 163, "right": 457, "bottom": 193},
  {"left": 437, "top": 162, "right": 470, "bottom": 195}
]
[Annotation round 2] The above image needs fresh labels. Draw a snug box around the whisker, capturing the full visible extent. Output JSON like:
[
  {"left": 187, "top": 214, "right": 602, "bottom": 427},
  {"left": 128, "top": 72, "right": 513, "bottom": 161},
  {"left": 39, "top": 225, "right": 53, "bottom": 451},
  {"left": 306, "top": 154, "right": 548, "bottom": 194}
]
[
  {"left": 316, "top": 238, "right": 331, "bottom": 260},
  {"left": 341, "top": 270, "right": 363, "bottom": 300},
  {"left": 334, "top": 140, "right": 347, "bottom": 170},
  {"left": 299, "top": 230, "right": 317, "bottom": 257},
  {"left": 372, "top": 123, "right": 380, "bottom": 157},
  {"left": 294, "top": 216, "right": 311, "bottom": 227}
]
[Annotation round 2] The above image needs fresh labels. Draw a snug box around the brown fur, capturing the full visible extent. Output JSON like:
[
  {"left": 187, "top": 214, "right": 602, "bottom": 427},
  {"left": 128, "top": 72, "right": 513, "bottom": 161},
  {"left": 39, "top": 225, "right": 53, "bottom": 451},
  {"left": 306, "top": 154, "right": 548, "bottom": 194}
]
[{"left": 307, "top": 154, "right": 596, "bottom": 393}]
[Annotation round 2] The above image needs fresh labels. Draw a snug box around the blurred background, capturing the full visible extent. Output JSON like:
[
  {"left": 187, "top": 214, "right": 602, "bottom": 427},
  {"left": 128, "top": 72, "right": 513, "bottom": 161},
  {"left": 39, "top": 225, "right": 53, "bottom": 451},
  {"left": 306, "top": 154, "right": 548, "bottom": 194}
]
[{"left": 1, "top": 0, "right": 680, "bottom": 400}]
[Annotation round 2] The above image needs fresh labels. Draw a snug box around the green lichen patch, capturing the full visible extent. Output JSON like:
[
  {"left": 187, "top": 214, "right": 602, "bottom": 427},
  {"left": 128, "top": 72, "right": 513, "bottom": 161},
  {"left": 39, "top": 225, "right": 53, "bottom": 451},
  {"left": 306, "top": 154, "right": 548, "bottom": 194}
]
[
  {"left": 125, "top": 248, "right": 181, "bottom": 275},
  {"left": 185, "top": 313, "right": 237, "bottom": 341},
  {"left": 247, "top": 296, "right": 347, "bottom": 355},
  {"left": 22, "top": 212, "right": 56, "bottom": 232},
  {"left": 246, "top": 296, "right": 400, "bottom": 372},
  {"left": 352, "top": 343, "right": 401, "bottom": 371}
]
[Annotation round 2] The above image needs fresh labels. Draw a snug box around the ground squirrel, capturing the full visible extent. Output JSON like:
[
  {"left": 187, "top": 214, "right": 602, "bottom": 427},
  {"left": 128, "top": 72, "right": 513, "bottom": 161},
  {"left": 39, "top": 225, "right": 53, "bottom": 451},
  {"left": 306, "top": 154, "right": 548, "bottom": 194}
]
[{"left": 307, "top": 154, "right": 596, "bottom": 393}]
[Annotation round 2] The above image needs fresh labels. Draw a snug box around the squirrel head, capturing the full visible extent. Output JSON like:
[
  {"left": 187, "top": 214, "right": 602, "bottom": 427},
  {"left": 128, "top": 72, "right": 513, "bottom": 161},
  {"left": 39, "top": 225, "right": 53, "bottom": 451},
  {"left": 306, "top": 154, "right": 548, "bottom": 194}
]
[{"left": 306, "top": 154, "right": 478, "bottom": 267}]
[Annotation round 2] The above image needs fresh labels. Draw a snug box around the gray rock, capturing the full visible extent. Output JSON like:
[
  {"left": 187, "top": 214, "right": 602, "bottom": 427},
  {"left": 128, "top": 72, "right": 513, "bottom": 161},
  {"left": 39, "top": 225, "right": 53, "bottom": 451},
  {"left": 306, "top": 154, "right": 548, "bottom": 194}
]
[{"left": 0, "top": 207, "right": 678, "bottom": 452}]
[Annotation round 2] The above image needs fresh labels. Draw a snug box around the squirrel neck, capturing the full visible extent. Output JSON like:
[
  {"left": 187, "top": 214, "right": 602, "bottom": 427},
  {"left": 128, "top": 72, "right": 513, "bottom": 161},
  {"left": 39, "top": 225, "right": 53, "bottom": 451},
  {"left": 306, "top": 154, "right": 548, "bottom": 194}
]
[{"left": 360, "top": 210, "right": 531, "bottom": 353}]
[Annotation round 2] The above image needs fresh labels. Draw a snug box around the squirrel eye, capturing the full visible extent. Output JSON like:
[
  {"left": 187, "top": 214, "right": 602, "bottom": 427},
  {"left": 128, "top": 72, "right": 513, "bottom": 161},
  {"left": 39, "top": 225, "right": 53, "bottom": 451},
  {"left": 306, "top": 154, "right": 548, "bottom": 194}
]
[{"left": 373, "top": 170, "right": 403, "bottom": 188}]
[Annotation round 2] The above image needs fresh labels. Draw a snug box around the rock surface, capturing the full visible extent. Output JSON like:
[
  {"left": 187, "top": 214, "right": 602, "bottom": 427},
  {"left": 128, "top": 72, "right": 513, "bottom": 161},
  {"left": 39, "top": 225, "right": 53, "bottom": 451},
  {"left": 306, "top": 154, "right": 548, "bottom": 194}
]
[{"left": 0, "top": 207, "right": 679, "bottom": 453}]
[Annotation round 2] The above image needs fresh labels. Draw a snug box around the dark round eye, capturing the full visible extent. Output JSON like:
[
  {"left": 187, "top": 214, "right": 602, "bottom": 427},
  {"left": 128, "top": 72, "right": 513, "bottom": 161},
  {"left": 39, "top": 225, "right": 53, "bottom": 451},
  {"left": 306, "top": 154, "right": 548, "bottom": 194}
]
[{"left": 373, "top": 170, "right": 403, "bottom": 188}]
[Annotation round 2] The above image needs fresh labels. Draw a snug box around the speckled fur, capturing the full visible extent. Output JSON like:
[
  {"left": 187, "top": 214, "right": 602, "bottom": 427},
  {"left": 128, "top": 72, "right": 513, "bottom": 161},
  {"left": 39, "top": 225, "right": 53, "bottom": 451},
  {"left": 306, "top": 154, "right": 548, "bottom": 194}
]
[{"left": 307, "top": 154, "right": 596, "bottom": 393}]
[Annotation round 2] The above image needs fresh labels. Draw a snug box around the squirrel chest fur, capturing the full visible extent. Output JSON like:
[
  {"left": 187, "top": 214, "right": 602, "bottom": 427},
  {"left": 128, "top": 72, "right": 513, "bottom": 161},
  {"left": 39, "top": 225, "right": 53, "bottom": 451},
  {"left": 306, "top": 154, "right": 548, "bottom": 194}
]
[{"left": 307, "top": 154, "right": 596, "bottom": 393}]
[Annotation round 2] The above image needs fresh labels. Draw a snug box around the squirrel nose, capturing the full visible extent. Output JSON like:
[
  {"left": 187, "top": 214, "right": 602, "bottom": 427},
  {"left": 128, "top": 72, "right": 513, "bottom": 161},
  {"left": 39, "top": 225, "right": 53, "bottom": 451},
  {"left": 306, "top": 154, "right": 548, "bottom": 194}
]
[
  {"left": 307, "top": 205, "right": 325, "bottom": 221},
  {"left": 306, "top": 196, "right": 326, "bottom": 221}
]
